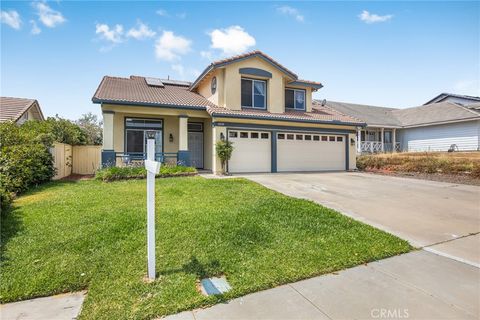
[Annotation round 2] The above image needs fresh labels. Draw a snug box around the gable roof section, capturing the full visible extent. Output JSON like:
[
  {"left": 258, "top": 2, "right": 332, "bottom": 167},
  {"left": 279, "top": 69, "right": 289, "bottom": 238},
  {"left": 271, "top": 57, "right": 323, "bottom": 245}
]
[
  {"left": 0, "top": 97, "right": 44, "bottom": 122},
  {"left": 424, "top": 93, "right": 480, "bottom": 105},
  {"left": 92, "top": 76, "right": 216, "bottom": 109},
  {"left": 391, "top": 102, "right": 480, "bottom": 127},
  {"left": 190, "top": 50, "right": 322, "bottom": 91},
  {"left": 319, "top": 100, "right": 402, "bottom": 127}
]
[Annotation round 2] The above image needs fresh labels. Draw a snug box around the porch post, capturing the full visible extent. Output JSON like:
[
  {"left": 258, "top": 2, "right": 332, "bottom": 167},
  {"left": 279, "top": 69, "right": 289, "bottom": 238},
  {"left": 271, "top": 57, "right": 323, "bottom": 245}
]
[
  {"left": 393, "top": 128, "right": 397, "bottom": 152},
  {"left": 177, "top": 115, "right": 190, "bottom": 166},
  {"left": 101, "top": 110, "right": 115, "bottom": 167},
  {"left": 380, "top": 128, "right": 384, "bottom": 152},
  {"left": 357, "top": 128, "right": 361, "bottom": 153}
]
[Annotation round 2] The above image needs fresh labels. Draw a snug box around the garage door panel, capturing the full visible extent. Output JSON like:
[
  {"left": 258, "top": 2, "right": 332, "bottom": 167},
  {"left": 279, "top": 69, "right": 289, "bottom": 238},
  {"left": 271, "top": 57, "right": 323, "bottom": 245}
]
[
  {"left": 228, "top": 130, "right": 271, "bottom": 173},
  {"left": 277, "top": 133, "right": 345, "bottom": 172}
]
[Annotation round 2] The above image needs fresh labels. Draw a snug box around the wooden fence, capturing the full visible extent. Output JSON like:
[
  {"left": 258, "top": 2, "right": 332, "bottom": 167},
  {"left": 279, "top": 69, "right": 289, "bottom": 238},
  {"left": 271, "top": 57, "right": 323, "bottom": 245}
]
[{"left": 51, "top": 143, "right": 101, "bottom": 179}]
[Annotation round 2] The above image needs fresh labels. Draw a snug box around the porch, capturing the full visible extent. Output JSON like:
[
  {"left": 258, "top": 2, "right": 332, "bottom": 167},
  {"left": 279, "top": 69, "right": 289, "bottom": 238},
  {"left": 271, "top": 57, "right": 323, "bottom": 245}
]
[
  {"left": 100, "top": 105, "right": 215, "bottom": 170},
  {"left": 357, "top": 127, "right": 401, "bottom": 154}
]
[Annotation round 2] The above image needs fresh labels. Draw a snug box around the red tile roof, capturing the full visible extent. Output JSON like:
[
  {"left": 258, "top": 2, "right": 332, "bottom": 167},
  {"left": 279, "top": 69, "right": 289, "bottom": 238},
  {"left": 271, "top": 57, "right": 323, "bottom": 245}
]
[
  {"left": 92, "top": 76, "right": 217, "bottom": 109},
  {"left": 92, "top": 75, "right": 363, "bottom": 125},
  {"left": 207, "top": 102, "right": 364, "bottom": 125},
  {"left": 0, "top": 97, "right": 42, "bottom": 122}
]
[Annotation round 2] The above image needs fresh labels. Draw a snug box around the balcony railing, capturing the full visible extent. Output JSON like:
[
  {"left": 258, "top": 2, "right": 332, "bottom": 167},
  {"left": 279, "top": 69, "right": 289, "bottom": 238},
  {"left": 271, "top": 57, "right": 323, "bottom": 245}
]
[
  {"left": 115, "top": 152, "right": 179, "bottom": 166},
  {"left": 360, "top": 141, "right": 400, "bottom": 153}
]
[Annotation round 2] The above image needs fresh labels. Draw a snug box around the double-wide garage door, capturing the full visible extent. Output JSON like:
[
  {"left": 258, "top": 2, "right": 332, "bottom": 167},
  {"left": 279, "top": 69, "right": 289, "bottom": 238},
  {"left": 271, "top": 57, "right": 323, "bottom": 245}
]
[{"left": 228, "top": 130, "right": 346, "bottom": 173}]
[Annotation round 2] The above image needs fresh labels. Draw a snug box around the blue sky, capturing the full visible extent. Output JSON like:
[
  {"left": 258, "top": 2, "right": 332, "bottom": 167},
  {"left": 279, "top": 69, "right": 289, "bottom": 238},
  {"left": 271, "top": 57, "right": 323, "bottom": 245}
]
[{"left": 1, "top": 1, "right": 479, "bottom": 119}]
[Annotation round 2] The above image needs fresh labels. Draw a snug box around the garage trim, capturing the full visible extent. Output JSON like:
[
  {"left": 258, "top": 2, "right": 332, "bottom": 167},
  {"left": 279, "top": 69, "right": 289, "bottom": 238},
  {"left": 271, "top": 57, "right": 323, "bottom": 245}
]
[{"left": 214, "top": 121, "right": 356, "bottom": 134}]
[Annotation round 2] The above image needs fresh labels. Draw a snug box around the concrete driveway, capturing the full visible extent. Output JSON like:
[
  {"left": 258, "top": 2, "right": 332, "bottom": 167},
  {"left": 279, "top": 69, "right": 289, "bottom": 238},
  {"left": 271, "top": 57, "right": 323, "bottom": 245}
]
[{"left": 244, "top": 172, "right": 480, "bottom": 266}]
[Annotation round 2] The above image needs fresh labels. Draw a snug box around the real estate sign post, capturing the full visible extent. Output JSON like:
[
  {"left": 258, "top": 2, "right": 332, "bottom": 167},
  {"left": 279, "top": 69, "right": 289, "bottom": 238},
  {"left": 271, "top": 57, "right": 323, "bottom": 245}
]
[{"left": 145, "top": 132, "right": 161, "bottom": 280}]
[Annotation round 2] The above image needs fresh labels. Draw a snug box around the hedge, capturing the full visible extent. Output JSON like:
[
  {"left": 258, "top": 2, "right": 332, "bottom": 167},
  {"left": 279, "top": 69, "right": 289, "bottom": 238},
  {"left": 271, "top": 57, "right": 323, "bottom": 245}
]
[{"left": 95, "top": 165, "right": 197, "bottom": 182}]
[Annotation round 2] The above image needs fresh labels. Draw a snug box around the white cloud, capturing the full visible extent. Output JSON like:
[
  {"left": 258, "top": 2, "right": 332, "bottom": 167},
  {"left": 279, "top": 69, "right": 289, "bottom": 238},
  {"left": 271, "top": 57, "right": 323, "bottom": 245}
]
[
  {"left": 127, "top": 21, "right": 156, "bottom": 40},
  {"left": 208, "top": 25, "right": 256, "bottom": 56},
  {"left": 33, "top": 2, "right": 66, "bottom": 28},
  {"left": 176, "top": 12, "right": 187, "bottom": 19},
  {"left": 156, "top": 9, "right": 168, "bottom": 16},
  {"left": 276, "top": 6, "right": 304, "bottom": 22},
  {"left": 359, "top": 10, "right": 393, "bottom": 24},
  {"left": 96, "top": 23, "right": 124, "bottom": 44},
  {"left": 154, "top": 30, "right": 192, "bottom": 61},
  {"left": 453, "top": 79, "right": 480, "bottom": 95},
  {"left": 171, "top": 64, "right": 185, "bottom": 79},
  {"left": 30, "top": 20, "right": 41, "bottom": 35},
  {"left": 200, "top": 50, "right": 214, "bottom": 60},
  {"left": 1, "top": 10, "right": 22, "bottom": 30}
]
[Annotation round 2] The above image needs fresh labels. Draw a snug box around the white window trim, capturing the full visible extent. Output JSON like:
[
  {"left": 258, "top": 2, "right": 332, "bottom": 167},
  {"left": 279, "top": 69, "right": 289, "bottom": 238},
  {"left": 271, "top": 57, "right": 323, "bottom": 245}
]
[
  {"left": 241, "top": 78, "right": 267, "bottom": 109},
  {"left": 285, "top": 88, "right": 306, "bottom": 111}
]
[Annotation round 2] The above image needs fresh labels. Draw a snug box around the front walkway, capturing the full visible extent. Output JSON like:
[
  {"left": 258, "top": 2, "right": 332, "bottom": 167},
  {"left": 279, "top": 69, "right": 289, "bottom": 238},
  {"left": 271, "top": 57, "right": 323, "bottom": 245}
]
[{"left": 165, "top": 250, "right": 479, "bottom": 320}]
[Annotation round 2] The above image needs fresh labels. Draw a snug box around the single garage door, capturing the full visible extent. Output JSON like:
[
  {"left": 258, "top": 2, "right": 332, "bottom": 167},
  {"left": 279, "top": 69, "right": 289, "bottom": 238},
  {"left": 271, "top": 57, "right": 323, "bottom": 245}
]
[
  {"left": 228, "top": 130, "right": 271, "bottom": 173},
  {"left": 277, "top": 132, "right": 345, "bottom": 172}
]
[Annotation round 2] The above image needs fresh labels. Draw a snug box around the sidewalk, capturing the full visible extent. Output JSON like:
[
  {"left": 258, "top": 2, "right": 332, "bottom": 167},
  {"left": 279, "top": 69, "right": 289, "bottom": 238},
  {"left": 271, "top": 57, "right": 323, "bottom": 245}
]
[{"left": 164, "top": 250, "right": 479, "bottom": 320}]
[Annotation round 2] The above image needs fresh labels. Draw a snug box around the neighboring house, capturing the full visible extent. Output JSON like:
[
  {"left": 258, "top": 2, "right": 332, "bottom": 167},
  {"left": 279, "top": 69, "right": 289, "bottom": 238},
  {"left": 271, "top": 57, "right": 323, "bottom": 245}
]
[
  {"left": 0, "top": 97, "right": 45, "bottom": 124},
  {"left": 92, "top": 51, "right": 364, "bottom": 174},
  {"left": 424, "top": 93, "right": 480, "bottom": 106},
  {"left": 324, "top": 99, "right": 480, "bottom": 153}
]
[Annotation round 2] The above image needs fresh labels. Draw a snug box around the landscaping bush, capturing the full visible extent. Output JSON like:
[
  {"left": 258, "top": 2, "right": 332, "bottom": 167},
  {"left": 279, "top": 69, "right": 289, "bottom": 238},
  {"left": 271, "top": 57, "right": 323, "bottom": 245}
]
[
  {"left": 95, "top": 164, "right": 197, "bottom": 182},
  {"left": 0, "top": 121, "right": 55, "bottom": 212}
]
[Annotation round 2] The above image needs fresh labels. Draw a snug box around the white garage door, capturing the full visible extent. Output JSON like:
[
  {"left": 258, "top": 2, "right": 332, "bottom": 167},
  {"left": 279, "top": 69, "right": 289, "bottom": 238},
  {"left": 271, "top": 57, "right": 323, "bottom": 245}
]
[
  {"left": 228, "top": 130, "right": 271, "bottom": 173},
  {"left": 277, "top": 132, "right": 345, "bottom": 172}
]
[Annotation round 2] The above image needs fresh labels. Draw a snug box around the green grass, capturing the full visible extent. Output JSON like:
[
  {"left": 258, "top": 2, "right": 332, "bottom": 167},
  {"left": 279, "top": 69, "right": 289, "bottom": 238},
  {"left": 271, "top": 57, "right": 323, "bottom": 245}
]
[{"left": 1, "top": 177, "right": 411, "bottom": 319}]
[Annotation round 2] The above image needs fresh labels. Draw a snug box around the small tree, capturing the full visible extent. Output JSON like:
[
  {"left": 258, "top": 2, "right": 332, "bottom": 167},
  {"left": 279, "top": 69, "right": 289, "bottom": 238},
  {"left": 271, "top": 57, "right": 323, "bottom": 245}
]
[
  {"left": 215, "top": 140, "right": 234, "bottom": 174},
  {"left": 76, "top": 112, "right": 103, "bottom": 145}
]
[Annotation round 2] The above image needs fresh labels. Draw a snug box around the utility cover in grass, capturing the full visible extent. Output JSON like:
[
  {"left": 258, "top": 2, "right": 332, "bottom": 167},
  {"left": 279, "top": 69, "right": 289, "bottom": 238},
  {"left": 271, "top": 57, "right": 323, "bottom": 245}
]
[{"left": 200, "top": 276, "right": 232, "bottom": 296}]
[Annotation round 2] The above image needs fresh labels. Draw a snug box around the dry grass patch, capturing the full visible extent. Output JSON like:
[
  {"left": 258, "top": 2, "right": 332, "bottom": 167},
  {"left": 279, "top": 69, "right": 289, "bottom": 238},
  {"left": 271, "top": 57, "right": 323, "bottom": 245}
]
[{"left": 357, "top": 152, "right": 480, "bottom": 178}]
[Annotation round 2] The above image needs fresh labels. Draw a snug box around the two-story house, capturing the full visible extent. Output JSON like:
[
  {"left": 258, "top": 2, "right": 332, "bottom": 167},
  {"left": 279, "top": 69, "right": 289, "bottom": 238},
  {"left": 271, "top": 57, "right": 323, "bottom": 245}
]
[{"left": 92, "top": 51, "right": 364, "bottom": 174}]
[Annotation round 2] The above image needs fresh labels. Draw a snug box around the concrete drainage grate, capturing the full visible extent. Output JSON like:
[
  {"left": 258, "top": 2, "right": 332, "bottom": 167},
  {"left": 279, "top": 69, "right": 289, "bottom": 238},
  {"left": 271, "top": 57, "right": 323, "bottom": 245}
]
[{"left": 199, "top": 276, "right": 232, "bottom": 296}]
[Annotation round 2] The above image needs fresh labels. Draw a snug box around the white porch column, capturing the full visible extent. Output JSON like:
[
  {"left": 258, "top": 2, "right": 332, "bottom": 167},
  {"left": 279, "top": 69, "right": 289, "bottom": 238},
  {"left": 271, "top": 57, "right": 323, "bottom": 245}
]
[
  {"left": 393, "top": 128, "right": 397, "bottom": 152},
  {"left": 101, "top": 111, "right": 115, "bottom": 167},
  {"left": 380, "top": 128, "right": 384, "bottom": 152},
  {"left": 103, "top": 111, "right": 114, "bottom": 150},
  {"left": 178, "top": 116, "right": 188, "bottom": 151},
  {"left": 357, "top": 128, "right": 361, "bottom": 153}
]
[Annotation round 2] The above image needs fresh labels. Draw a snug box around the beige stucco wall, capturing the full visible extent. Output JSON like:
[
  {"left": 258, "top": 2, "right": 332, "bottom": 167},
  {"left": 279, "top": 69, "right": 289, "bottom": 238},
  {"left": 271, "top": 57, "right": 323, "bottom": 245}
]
[
  {"left": 196, "top": 57, "right": 315, "bottom": 114},
  {"left": 348, "top": 133, "right": 357, "bottom": 170}
]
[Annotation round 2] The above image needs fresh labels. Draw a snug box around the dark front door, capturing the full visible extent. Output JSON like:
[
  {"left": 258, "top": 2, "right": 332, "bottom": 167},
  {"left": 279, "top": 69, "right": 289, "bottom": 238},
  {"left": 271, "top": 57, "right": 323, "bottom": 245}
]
[{"left": 188, "top": 122, "right": 204, "bottom": 169}]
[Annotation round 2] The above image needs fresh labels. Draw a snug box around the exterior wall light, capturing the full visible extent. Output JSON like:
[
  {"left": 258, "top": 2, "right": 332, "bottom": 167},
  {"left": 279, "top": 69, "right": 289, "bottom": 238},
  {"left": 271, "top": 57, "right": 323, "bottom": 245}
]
[
  {"left": 169, "top": 133, "right": 174, "bottom": 143},
  {"left": 220, "top": 132, "right": 225, "bottom": 141}
]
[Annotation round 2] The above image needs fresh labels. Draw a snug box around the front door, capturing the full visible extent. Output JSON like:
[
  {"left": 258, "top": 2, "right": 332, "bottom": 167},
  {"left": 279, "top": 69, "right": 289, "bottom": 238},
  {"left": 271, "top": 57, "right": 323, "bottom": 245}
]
[{"left": 188, "top": 123, "right": 204, "bottom": 169}]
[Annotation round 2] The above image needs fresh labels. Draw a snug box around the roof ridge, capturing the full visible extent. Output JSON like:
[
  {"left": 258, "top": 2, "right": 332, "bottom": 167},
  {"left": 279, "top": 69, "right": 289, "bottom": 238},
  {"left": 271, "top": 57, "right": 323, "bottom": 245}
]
[{"left": 314, "top": 99, "right": 398, "bottom": 110}]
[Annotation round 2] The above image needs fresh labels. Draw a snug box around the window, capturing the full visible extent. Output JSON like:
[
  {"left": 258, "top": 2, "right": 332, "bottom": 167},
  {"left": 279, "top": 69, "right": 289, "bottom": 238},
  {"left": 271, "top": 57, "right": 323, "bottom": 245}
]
[
  {"left": 241, "top": 78, "right": 266, "bottom": 109},
  {"left": 285, "top": 89, "right": 306, "bottom": 110},
  {"left": 321, "top": 136, "right": 328, "bottom": 141},
  {"left": 313, "top": 135, "right": 320, "bottom": 141},
  {"left": 261, "top": 133, "right": 269, "bottom": 139},
  {"left": 229, "top": 131, "right": 238, "bottom": 138},
  {"left": 287, "top": 134, "right": 294, "bottom": 140},
  {"left": 188, "top": 122, "right": 203, "bottom": 132},
  {"left": 251, "top": 132, "right": 259, "bottom": 139},
  {"left": 125, "top": 118, "right": 163, "bottom": 154},
  {"left": 240, "top": 132, "right": 249, "bottom": 138},
  {"left": 329, "top": 136, "right": 335, "bottom": 142},
  {"left": 337, "top": 136, "right": 343, "bottom": 142},
  {"left": 296, "top": 134, "right": 303, "bottom": 140},
  {"left": 278, "top": 133, "right": 285, "bottom": 139},
  {"left": 305, "top": 135, "right": 312, "bottom": 141}
]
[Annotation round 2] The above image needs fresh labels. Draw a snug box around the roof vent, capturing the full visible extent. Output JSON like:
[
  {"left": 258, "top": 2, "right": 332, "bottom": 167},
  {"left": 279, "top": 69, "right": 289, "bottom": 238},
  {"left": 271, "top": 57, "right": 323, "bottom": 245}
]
[
  {"left": 321, "top": 99, "right": 327, "bottom": 106},
  {"left": 145, "top": 77, "right": 164, "bottom": 88}
]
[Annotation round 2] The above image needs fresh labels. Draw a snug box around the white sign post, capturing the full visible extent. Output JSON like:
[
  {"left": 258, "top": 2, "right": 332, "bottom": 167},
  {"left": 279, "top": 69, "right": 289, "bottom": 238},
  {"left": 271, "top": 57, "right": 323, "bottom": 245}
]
[{"left": 145, "top": 132, "right": 161, "bottom": 280}]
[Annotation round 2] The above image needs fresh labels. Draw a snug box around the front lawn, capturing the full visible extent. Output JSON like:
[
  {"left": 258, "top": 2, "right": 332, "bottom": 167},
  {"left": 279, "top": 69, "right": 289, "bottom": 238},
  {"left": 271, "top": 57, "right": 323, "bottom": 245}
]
[{"left": 1, "top": 177, "right": 411, "bottom": 319}]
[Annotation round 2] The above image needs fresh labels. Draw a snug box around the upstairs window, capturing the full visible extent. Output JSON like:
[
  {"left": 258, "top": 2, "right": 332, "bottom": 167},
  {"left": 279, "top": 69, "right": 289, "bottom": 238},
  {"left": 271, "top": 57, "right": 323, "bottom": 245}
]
[
  {"left": 285, "top": 89, "right": 306, "bottom": 111},
  {"left": 241, "top": 78, "right": 266, "bottom": 109}
]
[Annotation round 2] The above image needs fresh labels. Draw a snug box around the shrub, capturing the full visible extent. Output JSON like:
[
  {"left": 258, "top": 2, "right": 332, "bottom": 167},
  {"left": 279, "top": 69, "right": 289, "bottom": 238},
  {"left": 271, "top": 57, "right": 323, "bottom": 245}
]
[
  {"left": 95, "top": 164, "right": 197, "bottom": 182},
  {"left": 215, "top": 140, "right": 234, "bottom": 174}
]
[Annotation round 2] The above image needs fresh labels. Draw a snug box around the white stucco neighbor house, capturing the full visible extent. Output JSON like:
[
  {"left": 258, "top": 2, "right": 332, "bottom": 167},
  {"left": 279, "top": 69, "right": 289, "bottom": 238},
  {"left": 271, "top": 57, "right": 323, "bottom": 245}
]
[{"left": 324, "top": 94, "right": 480, "bottom": 153}]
